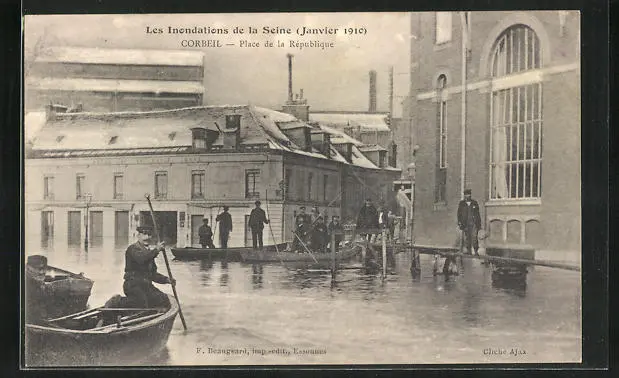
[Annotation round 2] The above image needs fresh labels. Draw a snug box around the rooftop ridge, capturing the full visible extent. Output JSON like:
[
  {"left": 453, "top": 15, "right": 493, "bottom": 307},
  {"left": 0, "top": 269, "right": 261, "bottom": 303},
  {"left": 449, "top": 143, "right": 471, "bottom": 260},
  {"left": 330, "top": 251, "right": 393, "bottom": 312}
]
[{"left": 53, "top": 105, "right": 250, "bottom": 120}]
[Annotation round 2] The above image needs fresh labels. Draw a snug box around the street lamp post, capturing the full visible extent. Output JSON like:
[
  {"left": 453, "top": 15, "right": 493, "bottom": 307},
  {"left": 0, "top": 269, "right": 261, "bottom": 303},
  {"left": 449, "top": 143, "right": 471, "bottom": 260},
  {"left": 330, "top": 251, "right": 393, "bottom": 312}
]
[{"left": 84, "top": 193, "right": 92, "bottom": 251}]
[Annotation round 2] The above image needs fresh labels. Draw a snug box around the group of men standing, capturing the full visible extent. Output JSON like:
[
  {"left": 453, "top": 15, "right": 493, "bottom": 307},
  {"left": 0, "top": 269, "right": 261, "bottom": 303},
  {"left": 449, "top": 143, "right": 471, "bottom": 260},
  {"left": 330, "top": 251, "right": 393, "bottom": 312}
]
[
  {"left": 291, "top": 206, "right": 344, "bottom": 254},
  {"left": 198, "top": 205, "right": 234, "bottom": 249},
  {"left": 356, "top": 198, "right": 397, "bottom": 242}
]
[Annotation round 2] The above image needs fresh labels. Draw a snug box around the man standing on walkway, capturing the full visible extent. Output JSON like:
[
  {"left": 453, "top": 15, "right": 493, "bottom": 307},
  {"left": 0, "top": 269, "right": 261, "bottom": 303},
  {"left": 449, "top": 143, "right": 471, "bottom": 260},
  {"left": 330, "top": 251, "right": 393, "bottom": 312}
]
[
  {"left": 248, "top": 200, "right": 269, "bottom": 249},
  {"left": 215, "top": 206, "right": 233, "bottom": 249},
  {"left": 457, "top": 188, "right": 482, "bottom": 256},
  {"left": 356, "top": 198, "right": 379, "bottom": 242},
  {"left": 198, "top": 218, "right": 215, "bottom": 249},
  {"left": 328, "top": 215, "right": 344, "bottom": 252},
  {"left": 292, "top": 206, "right": 309, "bottom": 253}
]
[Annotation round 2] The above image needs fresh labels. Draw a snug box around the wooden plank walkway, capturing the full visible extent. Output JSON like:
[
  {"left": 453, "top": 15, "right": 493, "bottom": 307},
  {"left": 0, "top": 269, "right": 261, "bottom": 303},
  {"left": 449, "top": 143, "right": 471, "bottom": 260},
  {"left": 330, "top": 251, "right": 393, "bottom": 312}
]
[{"left": 355, "top": 242, "right": 580, "bottom": 272}]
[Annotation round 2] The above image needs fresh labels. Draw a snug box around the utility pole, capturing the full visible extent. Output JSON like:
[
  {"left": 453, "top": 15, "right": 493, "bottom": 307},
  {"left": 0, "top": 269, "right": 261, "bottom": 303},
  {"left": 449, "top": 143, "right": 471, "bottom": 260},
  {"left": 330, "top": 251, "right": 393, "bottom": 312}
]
[{"left": 459, "top": 12, "right": 469, "bottom": 200}]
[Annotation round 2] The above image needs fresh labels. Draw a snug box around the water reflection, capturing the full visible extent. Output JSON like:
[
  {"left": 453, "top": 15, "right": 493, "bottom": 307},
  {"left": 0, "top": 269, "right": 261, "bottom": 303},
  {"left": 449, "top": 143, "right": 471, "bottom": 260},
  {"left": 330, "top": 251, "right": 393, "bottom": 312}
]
[
  {"left": 251, "top": 264, "right": 263, "bottom": 289},
  {"left": 491, "top": 270, "right": 528, "bottom": 298},
  {"left": 25, "top": 239, "right": 581, "bottom": 365},
  {"left": 199, "top": 259, "right": 213, "bottom": 286},
  {"left": 219, "top": 260, "right": 229, "bottom": 287}
]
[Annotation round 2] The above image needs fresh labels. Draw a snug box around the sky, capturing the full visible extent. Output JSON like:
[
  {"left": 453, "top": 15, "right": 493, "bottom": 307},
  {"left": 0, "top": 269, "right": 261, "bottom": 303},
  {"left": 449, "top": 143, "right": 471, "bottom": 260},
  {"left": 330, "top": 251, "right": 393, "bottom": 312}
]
[{"left": 25, "top": 13, "right": 411, "bottom": 117}]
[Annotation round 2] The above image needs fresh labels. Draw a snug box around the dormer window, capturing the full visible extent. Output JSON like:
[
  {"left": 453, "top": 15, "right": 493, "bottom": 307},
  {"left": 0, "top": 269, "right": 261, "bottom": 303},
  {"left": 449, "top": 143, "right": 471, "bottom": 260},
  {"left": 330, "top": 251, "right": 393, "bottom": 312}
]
[
  {"left": 191, "top": 128, "right": 208, "bottom": 149},
  {"left": 225, "top": 114, "right": 242, "bottom": 129}
]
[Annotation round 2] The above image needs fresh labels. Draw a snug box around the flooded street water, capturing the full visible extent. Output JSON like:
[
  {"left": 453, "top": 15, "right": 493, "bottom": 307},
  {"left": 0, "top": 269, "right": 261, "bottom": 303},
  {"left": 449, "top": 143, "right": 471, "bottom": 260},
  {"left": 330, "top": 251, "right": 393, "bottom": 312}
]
[{"left": 29, "top": 241, "right": 581, "bottom": 365}]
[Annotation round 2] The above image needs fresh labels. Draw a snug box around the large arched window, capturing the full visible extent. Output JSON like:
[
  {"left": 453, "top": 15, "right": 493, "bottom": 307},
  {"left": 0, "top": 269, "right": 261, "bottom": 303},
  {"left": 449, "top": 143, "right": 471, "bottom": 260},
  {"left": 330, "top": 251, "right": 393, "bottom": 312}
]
[
  {"left": 489, "top": 25, "right": 542, "bottom": 200},
  {"left": 435, "top": 75, "right": 447, "bottom": 203}
]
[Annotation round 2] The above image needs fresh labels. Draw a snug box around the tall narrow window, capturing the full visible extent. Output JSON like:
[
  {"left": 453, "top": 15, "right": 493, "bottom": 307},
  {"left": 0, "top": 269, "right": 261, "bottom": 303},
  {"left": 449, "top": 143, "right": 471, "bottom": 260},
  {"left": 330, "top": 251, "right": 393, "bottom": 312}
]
[
  {"left": 323, "top": 174, "right": 328, "bottom": 202},
  {"left": 435, "top": 12, "right": 453, "bottom": 44},
  {"left": 76, "top": 174, "right": 85, "bottom": 200},
  {"left": 435, "top": 75, "right": 448, "bottom": 203},
  {"left": 245, "top": 169, "right": 260, "bottom": 199},
  {"left": 489, "top": 25, "right": 542, "bottom": 200},
  {"left": 308, "top": 172, "right": 314, "bottom": 201},
  {"left": 192, "top": 170, "right": 206, "bottom": 199},
  {"left": 44, "top": 176, "right": 54, "bottom": 200},
  {"left": 155, "top": 172, "right": 168, "bottom": 199},
  {"left": 113, "top": 173, "right": 123, "bottom": 200}
]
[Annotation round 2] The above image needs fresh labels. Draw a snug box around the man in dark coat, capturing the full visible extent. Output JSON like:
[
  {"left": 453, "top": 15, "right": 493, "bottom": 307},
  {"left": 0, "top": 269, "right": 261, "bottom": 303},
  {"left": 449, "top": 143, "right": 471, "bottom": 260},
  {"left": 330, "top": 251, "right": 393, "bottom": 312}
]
[
  {"left": 292, "top": 206, "right": 310, "bottom": 253},
  {"left": 457, "top": 188, "right": 482, "bottom": 256},
  {"left": 248, "top": 200, "right": 269, "bottom": 249},
  {"left": 215, "top": 206, "right": 233, "bottom": 249},
  {"left": 198, "top": 218, "right": 215, "bottom": 248},
  {"left": 311, "top": 216, "right": 329, "bottom": 253},
  {"left": 123, "top": 226, "right": 174, "bottom": 309},
  {"left": 356, "top": 198, "right": 379, "bottom": 241},
  {"left": 327, "top": 215, "right": 344, "bottom": 252}
]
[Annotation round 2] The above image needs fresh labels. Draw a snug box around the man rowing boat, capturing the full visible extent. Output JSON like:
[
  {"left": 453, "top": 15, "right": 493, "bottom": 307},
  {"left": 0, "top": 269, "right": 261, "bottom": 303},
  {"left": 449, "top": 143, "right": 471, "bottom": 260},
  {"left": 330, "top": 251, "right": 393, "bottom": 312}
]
[{"left": 123, "top": 226, "right": 175, "bottom": 309}]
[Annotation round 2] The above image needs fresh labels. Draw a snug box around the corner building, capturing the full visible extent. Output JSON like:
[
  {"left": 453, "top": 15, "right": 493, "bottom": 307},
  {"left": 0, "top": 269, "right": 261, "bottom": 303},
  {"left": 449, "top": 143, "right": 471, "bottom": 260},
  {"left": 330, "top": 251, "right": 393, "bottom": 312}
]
[
  {"left": 25, "top": 105, "right": 400, "bottom": 251},
  {"left": 407, "top": 11, "right": 580, "bottom": 263}
]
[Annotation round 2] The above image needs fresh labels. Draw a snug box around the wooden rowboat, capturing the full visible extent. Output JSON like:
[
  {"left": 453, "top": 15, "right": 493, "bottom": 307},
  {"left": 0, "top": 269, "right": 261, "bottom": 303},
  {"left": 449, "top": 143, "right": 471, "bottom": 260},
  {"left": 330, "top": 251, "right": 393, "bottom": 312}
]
[
  {"left": 25, "top": 295, "right": 179, "bottom": 366},
  {"left": 239, "top": 244, "right": 361, "bottom": 264},
  {"left": 26, "top": 255, "right": 94, "bottom": 323},
  {"left": 170, "top": 242, "right": 288, "bottom": 261}
]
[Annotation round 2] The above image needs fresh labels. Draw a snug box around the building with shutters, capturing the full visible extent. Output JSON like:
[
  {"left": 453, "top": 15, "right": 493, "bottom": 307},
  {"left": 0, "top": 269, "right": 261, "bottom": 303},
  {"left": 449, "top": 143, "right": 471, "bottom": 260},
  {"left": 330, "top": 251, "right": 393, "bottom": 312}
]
[
  {"left": 404, "top": 11, "right": 580, "bottom": 263},
  {"left": 25, "top": 105, "right": 400, "bottom": 251}
]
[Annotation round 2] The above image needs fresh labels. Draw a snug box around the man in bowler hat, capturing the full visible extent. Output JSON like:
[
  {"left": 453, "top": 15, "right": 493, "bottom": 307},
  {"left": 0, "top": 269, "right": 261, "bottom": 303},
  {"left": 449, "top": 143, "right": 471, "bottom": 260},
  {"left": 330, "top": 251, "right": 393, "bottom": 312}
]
[
  {"left": 123, "top": 226, "right": 175, "bottom": 308},
  {"left": 248, "top": 200, "right": 269, "bottom": 249},
  {"left": 215, "top": 206, "right": 233, "bottom": 249},
  {"left": 457, "top": 189, "right": 482, "bottom": 256}
]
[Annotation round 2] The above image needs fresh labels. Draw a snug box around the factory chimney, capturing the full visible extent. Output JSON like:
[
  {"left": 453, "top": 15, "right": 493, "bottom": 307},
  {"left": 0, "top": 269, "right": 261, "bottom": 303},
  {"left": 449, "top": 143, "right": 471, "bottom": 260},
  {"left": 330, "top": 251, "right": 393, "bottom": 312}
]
[
  {"left": 369, "top": 70, "right": 377, "bottom": 113},
  {"left": 287, "top": 53, "right": 294, "bottom": 104}
]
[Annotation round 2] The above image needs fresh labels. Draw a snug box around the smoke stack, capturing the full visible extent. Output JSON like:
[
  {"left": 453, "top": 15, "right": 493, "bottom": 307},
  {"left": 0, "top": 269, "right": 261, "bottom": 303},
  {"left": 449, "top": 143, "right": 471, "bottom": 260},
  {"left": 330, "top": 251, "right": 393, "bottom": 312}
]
[
  {"left": 369, "top": 70, "right": 377, "bottom": 113},
  {"left": 287, "top": 54, "right": 294, "bottom": 103}
]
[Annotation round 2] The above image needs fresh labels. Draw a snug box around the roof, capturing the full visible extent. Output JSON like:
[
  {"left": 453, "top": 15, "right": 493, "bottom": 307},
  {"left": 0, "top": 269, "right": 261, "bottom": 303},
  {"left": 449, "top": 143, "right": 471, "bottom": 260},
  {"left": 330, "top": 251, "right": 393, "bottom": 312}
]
[
  {"left": 317, "top": 124, "right": 364, "bottom": 146},
  {"left": 26, "top": 77, "right": 204, "bottom": 94},
  {"left": 350, "top": 145, "right": 380, "bottom": 169},
  {"left": 36, "top": 46, "right": 205, "bottom": 67},
  {"left": 309, "top": 112, "right": 391, "bottom": 132},
  {"left": 358, "top": 144, "right": 388, "bottom": 152},
  {"left": 28, "top": 105, "right": 394, "bottom": 171},
  {"left": 25, "top": 112, "right": 46, "bottom": 141}
]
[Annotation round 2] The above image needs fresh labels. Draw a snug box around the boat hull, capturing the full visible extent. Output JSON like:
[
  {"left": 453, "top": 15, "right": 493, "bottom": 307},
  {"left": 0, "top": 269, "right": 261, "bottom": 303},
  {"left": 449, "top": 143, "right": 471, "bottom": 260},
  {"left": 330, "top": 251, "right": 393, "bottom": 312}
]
[
  {"left": 25, "top": 296, "right": 179, "bottom": 366},
  {"left": 239, "top": 245, "right": 361, "bottom": 265},
  {"left": 26, "top": 265, "right": 94, "bottom": 323},
  {"left": 170, "top": 242, "right": 288, "bottom": 261}
]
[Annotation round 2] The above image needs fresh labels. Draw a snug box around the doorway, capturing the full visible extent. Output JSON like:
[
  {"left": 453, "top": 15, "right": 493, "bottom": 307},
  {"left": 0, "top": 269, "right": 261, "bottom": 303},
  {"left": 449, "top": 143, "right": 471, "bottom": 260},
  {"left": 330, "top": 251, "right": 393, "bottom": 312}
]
[
  {"left": 115, "top": 211, "right": 129, "bottom": 247},
  {"left": 191, "top": 215, "right": 203, "bottom": 247},
  {"left": 140, "top": 211, "right": 178, "bottom": 245},
  {"left": 41, "top": 211, "right": 54, "bottom": 248},
  {"left": 89, "top": 211, "right": 104, "bottom": 247},
  {"left": 68, "top": 211, "right": 81, "bottom": 246}
]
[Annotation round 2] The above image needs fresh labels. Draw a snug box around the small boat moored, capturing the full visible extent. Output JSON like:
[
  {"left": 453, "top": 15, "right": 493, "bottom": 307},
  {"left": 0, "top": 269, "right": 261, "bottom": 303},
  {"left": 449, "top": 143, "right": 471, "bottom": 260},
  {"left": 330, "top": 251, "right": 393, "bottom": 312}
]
[
  {"left": 170, "top": 242, "right": 288, "bottom": 261},
  {"left": 25, "top": 294, "right": 179, "bottom": 366},
  {"left": 26, "top": 255, "right": 94, "bottom": 323},
  {"left": 239, "top": 244, "right": 361, "bottom": 265}
]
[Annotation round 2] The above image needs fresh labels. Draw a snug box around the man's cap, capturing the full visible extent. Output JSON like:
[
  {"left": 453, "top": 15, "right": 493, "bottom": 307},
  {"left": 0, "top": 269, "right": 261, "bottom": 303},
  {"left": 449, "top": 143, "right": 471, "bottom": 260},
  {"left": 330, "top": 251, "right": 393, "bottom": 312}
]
[
  {"left": 137, "top": 226, "right": 153, "bottom": 234},
  {"left": 202, "top": 217, "right": 209, "bottom": 221},
  {"left": 463, "top": 189, "right": 472, "bottom": 195},
  {"left": 299, "top": 206, "right": 306, "bottom": 210},
  {"left": 255, "top": 200, "right": 261, "bottom": 205},
  {"left": 223, "top": 205, "right": 229, "bottom": 211}
]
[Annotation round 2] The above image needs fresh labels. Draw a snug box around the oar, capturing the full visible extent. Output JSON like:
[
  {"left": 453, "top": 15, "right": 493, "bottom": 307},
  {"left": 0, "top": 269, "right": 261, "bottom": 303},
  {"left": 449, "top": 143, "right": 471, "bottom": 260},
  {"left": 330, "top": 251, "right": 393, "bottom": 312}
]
[{"left": 145, "top": 194, "right": 188, "bottom": 331}]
